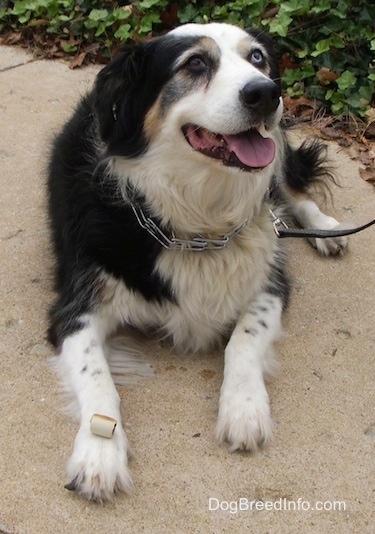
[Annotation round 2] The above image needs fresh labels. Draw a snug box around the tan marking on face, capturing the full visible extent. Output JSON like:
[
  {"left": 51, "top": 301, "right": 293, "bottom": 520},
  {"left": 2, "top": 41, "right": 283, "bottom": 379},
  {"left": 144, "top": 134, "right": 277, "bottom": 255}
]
[
  {"left": 144, "top": 98, "right": 163, "bottom": 142},
  {"left": 173, "top": 36, "right": 221, "bottom": 70},
  {"left": 197, "top": 36, "right": 221, "bottom": 57},
  {"left": 237, "top": 36, "right": 256, "bottom": 58}
]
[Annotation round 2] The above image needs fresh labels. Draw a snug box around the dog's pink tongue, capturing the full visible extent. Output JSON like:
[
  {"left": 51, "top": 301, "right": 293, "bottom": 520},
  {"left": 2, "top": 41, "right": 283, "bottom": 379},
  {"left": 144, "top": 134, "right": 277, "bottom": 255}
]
[{"left": 223, "top": 130, "right": 275, "bottom": 168}]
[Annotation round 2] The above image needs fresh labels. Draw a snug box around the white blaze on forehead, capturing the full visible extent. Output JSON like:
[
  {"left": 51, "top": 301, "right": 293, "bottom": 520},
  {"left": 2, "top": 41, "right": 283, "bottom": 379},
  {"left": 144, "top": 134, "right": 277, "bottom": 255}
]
[
  {"left": 170, "top": 22, "right": 250, "bottom": 44},
  {"left": 170, "top": 23, "right": 257, "bottom": 58}
]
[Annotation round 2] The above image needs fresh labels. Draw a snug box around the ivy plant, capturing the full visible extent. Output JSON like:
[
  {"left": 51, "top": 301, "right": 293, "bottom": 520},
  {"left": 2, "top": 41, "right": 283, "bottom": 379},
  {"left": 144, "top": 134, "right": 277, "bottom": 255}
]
[{"left": 0, "top": 0, "right": 374, "bottom": 116}]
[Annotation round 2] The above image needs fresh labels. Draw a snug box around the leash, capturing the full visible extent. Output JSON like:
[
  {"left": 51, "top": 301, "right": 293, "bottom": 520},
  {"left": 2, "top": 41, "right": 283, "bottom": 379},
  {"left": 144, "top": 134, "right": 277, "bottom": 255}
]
[
  {"left": 269, "top": 210, "right": 375, "bottom": 239},
  {"left": 129, "top": 200, "right": 375, "bottom": 250}
]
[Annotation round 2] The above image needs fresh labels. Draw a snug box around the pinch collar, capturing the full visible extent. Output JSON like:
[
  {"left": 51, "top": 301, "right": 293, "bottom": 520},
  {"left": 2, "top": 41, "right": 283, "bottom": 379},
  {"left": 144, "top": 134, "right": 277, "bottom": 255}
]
[{"left": 130, "top": 202, "right": 248, "bottom": 252}]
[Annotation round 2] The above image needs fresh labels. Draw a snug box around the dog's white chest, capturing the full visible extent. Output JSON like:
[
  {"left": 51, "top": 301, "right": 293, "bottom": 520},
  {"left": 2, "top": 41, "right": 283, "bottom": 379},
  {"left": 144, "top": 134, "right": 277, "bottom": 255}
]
[{"left": 152, "top": 223, "right": 276, "bottom": 351}]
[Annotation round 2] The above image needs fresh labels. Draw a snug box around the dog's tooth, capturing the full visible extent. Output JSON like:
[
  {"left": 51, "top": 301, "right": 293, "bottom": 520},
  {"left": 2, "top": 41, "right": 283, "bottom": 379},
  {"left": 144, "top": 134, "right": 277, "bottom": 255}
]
[{"left": 257, "top": 123, "right": 270, "bottom": 138}]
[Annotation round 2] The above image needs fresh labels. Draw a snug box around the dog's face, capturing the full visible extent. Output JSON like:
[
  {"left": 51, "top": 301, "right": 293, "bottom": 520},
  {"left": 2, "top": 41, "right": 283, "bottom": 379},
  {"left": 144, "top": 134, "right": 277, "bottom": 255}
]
[{"left": 95, "top": 23, "right": 282, "bottom": 173}]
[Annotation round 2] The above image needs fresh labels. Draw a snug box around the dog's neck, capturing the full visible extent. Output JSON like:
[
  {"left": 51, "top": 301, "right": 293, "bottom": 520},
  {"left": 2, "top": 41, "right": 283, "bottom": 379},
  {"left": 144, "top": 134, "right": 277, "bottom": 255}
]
[
  {"left": 129, "top": 200, "right": 250, "bottom": 251},
  {"left": 114, "top": 157, "right": 271, "bottom": 238}
]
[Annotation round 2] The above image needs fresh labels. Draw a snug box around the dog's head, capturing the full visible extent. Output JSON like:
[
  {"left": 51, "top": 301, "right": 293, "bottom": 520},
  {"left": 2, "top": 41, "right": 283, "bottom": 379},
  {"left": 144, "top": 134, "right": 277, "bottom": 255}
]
[{"left": 95, "top": 23, "right": 282, "bottom": 172}]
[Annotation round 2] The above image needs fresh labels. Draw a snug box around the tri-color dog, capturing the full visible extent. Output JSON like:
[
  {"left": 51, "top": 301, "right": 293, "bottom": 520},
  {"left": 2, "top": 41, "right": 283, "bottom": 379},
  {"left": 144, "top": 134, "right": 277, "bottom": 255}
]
[{"left": 47, "top": 22, "right": 347, "bottom": 501}]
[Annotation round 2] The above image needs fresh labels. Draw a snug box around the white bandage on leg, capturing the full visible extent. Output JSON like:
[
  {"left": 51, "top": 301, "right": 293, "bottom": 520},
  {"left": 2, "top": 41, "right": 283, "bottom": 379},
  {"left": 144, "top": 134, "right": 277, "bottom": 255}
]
[{"left": 90, "top": 414, "right": 117, "bottom": 438}]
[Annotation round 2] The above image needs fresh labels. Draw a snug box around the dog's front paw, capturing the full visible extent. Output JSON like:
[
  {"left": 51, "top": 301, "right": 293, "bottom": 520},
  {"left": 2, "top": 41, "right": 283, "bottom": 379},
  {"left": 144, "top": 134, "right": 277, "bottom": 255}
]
[
  {"left": 65, "top": 424, "right": 133, "bottom": 502},
  {"left": 215, "top": 388, "right": 273, "bottom": 452}
]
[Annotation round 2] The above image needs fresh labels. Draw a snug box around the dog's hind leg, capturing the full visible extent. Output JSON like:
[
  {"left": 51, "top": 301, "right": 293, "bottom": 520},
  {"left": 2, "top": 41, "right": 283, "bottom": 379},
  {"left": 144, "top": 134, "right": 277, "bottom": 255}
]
[
  {"left": 288, "top": 191, "right": 348, "bottom": 256},
  {"left": 282, "top": 138, "right": 349, "bottom": 256},
  {"left": 52, "top": 313, "right": 133, "bottom": 501}
]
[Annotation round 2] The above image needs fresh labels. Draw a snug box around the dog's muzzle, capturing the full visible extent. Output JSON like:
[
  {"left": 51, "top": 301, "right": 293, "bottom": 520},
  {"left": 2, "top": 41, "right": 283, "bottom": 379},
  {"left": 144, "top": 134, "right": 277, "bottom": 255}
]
[{"left": 183, "top": 77, "right": 281, "bottom": 171}]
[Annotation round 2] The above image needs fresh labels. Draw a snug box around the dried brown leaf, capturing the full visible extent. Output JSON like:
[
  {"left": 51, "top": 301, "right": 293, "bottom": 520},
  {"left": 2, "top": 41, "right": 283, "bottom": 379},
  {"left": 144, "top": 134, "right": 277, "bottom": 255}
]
[
  {"left": 359, "top": 167, "right": 375, "bottom": 183},
  {"left": 283, "top": 95, "right": 317, "bottom": 115},
  {"left": 365, "top": 108, "right": 375, "bottom": 123},
  {"left": 0, "top": 32, "right": 22, "bottom": 45},
  {"left": 320, "top": 126, "right": 342, "bottom": 139},
  {"left": 348, "top": 145, "right": 358, "bottom": 159},
  {"left": 358, "top": 151, "right": 372, "bottom": 166},
  {"left": 69, "top": 52, "right": 86, "bottom": 69},
  {"left": 316, "top": 67, "right": 339, "bottom": 85}
]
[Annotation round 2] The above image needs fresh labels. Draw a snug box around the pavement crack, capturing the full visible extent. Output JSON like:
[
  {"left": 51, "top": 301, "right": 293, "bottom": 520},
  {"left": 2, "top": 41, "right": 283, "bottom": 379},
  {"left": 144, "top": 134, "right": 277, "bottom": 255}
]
[{"left": 0, "top": 59, "right": 37, "bottom": 73}]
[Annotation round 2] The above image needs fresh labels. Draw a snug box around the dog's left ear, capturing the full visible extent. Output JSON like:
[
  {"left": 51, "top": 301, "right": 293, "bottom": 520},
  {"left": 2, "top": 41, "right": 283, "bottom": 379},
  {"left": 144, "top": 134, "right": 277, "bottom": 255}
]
[{"left": 245, "top": 29, "right": 281, "bottom": 89}]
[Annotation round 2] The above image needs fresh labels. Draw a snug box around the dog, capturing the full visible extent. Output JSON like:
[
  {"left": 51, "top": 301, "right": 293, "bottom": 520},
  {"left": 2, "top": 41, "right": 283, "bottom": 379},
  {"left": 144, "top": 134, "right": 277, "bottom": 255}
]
[{"left": 47, "top": 22, "right": 348, "bottom": 501}]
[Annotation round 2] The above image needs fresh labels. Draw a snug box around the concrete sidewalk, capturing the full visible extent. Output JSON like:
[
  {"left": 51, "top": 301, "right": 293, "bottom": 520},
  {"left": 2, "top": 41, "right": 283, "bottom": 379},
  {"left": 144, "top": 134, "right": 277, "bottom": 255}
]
[{"left": 0, "top": 45, "right": 374, "bottom": 534}]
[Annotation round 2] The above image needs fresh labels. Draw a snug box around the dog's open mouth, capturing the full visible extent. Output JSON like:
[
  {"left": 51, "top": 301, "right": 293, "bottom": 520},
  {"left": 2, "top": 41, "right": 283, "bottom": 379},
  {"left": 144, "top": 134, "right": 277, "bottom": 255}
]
[{"left": 182, "top": 124, "right": 275, "bottom": 170}]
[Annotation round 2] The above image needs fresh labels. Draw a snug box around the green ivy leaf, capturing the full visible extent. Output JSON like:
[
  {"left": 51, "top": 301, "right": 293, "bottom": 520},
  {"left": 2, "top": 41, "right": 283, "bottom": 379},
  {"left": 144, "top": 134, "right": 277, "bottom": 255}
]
[
  {"left": 11, "top": 2, "right": 29, "bottom": 16},
  {"left": 18, "top": 12, "right": 32, "bottom": 24},
  {"left": 269, "top": 13, "right": 292, "bottom": 37},
  {"left": 112, "top": 8, "right": 131, "bottom": 21},
  {"left": 283, "top": 64, "right": 315, "bottom": 86},
  {"left": 280, "top": 0, "right": 310, "bottom": 16},
  {"left": 95, "top": 21, "right": 110, "bottom": 37},
  {"left": 137, "top": 0, "right": 161, "bottom": 9},
  {"left": 346, "top": 85, "right": 373, "bottom": 109},
  {"left": 311, "top": 39, "right": 331, "bottom": 57},
  {"left": 331, "top": 101, "right": 344, "bottom": 113},
  {"left": 114, "top": 24, "right": 131, "bottom": 41},
  {"left": 61, "top": 42, "right": 77, "bottom": 53},
  {"left": 310, "top": 0, "right": 331, "bottom": 14},
  {"left": 311, "top": 37, "right": 343, "bottom": 57},
  {"left": 88, "top": 9, "right": 108, "bottom": 22},
  {"left": 179, "top": 4, "right": 199, "bottom": 24},
  {"left": 336, "top": 70, "right": 357, "bottom": 91}
]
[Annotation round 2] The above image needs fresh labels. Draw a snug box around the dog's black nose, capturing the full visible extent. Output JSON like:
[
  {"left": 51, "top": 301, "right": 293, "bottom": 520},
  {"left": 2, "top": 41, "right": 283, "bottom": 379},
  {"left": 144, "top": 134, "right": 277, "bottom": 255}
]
[{"left": 240, "top": 79, "right": 281, "bottom": 116}]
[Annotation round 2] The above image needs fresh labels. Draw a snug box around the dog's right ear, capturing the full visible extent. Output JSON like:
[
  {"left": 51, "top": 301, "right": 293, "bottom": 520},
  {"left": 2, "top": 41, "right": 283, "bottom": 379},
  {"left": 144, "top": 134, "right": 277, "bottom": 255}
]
[
  {"left": 94, "top": 43, "right": 150, "bottom": 147},
  {"left": 93, "top": 33, "right": 197, "bottom": 155}
]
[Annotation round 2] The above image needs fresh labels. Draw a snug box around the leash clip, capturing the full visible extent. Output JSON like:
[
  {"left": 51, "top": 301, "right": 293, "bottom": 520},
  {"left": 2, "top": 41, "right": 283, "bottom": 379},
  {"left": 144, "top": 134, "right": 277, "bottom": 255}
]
[
  {"left": 269, "top": 208, "right": 375, "bottom": 239},
  {"left": 269, "top": 209, "right": 289, "bottom": 237}
]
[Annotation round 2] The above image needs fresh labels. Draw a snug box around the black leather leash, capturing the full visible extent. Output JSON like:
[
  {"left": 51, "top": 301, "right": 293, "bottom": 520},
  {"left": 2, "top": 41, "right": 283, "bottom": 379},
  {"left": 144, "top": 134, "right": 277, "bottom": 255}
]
[{"left": 269, "top": 210, "right": 375, "bottom": 239}]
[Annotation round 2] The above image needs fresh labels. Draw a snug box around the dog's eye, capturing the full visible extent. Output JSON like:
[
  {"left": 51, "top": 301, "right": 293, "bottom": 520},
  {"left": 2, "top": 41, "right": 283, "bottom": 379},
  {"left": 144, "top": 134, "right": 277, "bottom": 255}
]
[
  {"left": 184, "top": 55, "right": 207, "bottom": 73},
  {"left": 249, "top": 49, "right": 265, "bottom": 67}
]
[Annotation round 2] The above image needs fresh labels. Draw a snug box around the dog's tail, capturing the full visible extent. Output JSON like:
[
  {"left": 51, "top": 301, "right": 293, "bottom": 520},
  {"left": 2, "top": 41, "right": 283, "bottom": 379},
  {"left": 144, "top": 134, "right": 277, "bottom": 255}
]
[
  {"left": 106, "top": 333, "right": 154, "bottom": 385},
  {"left": 283, "top": 139, "right": 336, "bottom": 194}
]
